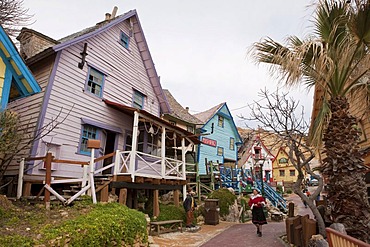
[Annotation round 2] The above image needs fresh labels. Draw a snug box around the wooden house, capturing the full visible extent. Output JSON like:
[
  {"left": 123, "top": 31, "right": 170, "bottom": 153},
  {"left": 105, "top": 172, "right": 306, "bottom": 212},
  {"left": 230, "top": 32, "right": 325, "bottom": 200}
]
[
  {"left": 6, "top": 8, "right": 199, "bottom": 211},
  {"left": 238, "top": 134, "right": 275, "bottom": 182},
  {"left": 194, "top": 103, "right": 242, "bottom": 175},
  {"left": 272, "top": 147, "right": 298, "bottom": 183},
  {"left": 0, "top": 25, "right": 41, "bottom": 110}
]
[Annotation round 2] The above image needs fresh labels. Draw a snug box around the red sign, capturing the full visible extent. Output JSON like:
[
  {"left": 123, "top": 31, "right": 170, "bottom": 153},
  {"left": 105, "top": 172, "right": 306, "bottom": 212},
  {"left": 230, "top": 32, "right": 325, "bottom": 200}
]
[{"left": 202, "top": 137, "right": 217, "bottom": 147}]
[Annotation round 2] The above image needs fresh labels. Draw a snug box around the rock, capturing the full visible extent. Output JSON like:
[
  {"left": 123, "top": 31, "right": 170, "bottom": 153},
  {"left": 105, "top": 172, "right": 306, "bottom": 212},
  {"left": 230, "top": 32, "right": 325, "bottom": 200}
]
[
  {"left": 108, "top": 193, "right": 118, "bottom": 203},
  {"left": 308, "top": 234, "right": 329, "bottom": 247},
  {"left": 329, "top": 223, "right": 346, "bottom": 234},
  {"left": 224, "top": 200, "right": 240, "bottom": 222}
]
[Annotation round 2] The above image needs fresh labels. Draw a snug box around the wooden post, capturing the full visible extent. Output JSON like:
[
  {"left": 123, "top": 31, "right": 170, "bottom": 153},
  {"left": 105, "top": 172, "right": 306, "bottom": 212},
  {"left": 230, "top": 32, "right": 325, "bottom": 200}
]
[
  {"left": 89, "top": 147, "right": 97, "bottom": 204},
  {"left": 133, "top": 189, "right": 138, "bottom": 209},
  {"left": 44, "top": 152, "right": 53, "bottom": 210},
  {"left": 174, "top": 189, "right": 180, "bottom": 207},
  {"left": 161, "top": 126, "right": 166, "bottom": 178},
  {"left": 181, "top": 137, "right": 186, "bottom": 179},
  {"left": 130, "top": 111, "right": 139, "bottom": 181},
  {"left": 127, "top": 189, "right": 133, "bottom": 208},
  {"left": 17, "top": 158, "right": 25, "bottom": 199},
  {"left": 153, "top": 189, "right": 160, "bottom": 217},
  {"left": 23, "top": 182, "right": 32, "bottom": 197},
  {"left": 302, "top": 216, "right": 317, "bottom": 247},
  {"left": 288, "top": 202, "right": 295, "bottom": 217},
  {"left": 210, "top": 161, "right": 214, "bottom": 190},
  {"left": 119, "top": 188, "right": 127, "bottom": 205},
  {"left": 100, "top": 185, "right": 109, "bottom": 202},
  {"left": 196, "top": 162, "right": 200, "bottom": 204}
]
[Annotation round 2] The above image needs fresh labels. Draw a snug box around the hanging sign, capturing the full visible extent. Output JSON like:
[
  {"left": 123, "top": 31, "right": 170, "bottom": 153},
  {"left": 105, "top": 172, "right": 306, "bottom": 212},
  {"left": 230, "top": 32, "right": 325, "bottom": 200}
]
[{"left": 202, "top": 137, "right": 217, "bottom": 147}]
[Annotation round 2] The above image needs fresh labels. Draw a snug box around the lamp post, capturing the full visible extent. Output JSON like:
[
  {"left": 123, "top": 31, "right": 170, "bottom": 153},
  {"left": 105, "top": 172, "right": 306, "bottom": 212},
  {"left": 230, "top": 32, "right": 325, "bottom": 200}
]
[{"left": 254, "top": 157, "right": 266, "bottom": 197}]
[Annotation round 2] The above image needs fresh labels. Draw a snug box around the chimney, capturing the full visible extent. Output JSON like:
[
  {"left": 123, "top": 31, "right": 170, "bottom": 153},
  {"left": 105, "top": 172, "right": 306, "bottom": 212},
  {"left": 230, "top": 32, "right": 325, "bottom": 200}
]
[
  {"left": 185, "top": 107, "right": 189, "bottom": 112},
  {"left": 16, "top": 28, "right": 58, "bottom": 60},
  {"left": 105, "top": 13, "right": 111, "bottom": 20},
  {"left": 111, "top": 6, "right": 118, "bottom": 19}
]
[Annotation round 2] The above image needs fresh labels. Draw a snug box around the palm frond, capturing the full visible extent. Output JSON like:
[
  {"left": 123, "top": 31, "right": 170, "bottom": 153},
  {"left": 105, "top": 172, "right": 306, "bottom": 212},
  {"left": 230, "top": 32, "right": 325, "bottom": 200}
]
[{"left": 309, "top": 97, "right": 331, "bottom": 148}]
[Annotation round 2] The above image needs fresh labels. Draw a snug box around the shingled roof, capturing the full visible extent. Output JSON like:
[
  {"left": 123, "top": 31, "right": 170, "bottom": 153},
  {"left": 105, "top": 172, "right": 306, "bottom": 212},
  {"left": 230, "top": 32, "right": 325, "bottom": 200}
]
[
  {"left": 193, "top": 103, "right": 225, "bottom": 124},
  {"left": 163, "top": 89, "right": 202, "bottom": 125}
]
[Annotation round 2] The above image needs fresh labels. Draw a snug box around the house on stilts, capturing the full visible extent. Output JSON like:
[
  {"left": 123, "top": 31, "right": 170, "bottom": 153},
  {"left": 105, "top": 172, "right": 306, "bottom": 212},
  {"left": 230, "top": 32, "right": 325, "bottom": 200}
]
[{"left": 5, "top": 7, "right": 199, "bottom": 215}]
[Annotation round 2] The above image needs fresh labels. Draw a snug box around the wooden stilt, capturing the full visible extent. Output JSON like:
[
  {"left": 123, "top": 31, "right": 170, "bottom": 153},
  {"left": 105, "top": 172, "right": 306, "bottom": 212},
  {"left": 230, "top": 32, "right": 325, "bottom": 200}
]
[
  {"left": 153, "top": 189, "right": 160, "bottom": 217},
  {"left": 127, "top": 189, "right": 133, "bottom": 208},
  {"left": 23, "top": 182, "right": 32, "bottom": 197},
  {"left": 44, "top": 152, "right": 53, "bottom": 210},
  {"left": 119, "top": 188, "right": 127, "bottom": 205},
  {"left": 133, "top": 189, "right": 138, "bottom": 209},
  {"left": 174, "top": 189, "right": 180, "bottom": 207},
  {"left": 100, "top": 185, "right": 109, "bottom": 202}
]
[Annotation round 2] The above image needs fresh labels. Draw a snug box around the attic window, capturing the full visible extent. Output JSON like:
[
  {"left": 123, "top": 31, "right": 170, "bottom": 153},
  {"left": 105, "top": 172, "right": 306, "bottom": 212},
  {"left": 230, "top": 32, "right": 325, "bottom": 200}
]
[
  {"left": 218, "top": 115, "right": 224, "bottom": 127},
  {"left": 120, "top": 31, "right": 130, "bottom": 49}
]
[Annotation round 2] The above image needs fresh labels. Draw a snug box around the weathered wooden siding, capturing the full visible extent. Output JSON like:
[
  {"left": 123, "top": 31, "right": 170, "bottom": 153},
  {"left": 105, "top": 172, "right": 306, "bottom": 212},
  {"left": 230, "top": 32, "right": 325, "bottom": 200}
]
[
  {"left": 5, "top": 55, "right": 55, "bottom": 175},
  {"left": 31, "top": 18, "right": 162, "bottom": 178}
]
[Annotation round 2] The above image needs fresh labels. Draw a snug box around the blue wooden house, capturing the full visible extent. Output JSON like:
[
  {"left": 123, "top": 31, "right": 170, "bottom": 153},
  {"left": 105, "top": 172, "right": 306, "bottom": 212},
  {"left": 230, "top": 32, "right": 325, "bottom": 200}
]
[
  {"left": 194, "top": 103, "right": 242, "bottom": 175},
  {"left": 0, "top": 25, "right": 41, "bottom": 110}
]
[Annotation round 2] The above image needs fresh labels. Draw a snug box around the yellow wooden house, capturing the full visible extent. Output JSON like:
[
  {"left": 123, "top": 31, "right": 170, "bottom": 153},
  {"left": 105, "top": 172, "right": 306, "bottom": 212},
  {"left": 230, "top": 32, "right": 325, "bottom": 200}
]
[{"left": 272, "top": 147, "right": 299, "bottom": 183}]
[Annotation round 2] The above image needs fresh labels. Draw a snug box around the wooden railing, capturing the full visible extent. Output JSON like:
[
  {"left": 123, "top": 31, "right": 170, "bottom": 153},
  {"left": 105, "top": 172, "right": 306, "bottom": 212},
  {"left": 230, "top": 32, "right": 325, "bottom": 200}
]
[{"left": 326, "top": 228, "right": 370, "bottom": 247}]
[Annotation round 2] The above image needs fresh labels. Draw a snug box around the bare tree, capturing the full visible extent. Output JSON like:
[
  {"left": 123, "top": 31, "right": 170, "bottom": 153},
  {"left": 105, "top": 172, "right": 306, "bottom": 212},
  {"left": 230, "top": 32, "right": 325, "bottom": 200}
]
[
  {"left": 242, "top": 89, "right": 327, "bottom": 237},
  {"left": 0, "top": 106, "right": 73, "bottom": 187},
  {"left": 0, "top": 0, "right": 33, "bottom": 37}
]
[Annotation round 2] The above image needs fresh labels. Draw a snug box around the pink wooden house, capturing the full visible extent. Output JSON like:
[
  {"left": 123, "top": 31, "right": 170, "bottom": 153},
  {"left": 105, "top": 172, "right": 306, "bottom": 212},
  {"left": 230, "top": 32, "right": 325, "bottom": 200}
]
[{"left": 7, "top": 8, "right": 198, "bottom": 208}]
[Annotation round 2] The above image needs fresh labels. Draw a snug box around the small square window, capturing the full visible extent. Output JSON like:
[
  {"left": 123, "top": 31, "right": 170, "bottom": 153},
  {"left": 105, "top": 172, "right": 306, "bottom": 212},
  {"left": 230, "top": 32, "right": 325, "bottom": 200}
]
[
  {"left": 290, "top": 170, "right": 295, "bottom": 176},
  {"left": 133, "top": 90, "right": 145, "bottom": 109},
  {"left": 218, "top": 115, "right": 224, "bottom": 127},
  {"left": 86, "top": 67, "right": 104, "bottom": 97},
  {"left": 80, "top": 125, "right": 98, "bottom": 155},
  {"left": 229, "top": 137, "right": 235, "bottom": 150},
  {"left": 217, "top": 147, "right": 224, "bottom": 156},
  {"left": 120, "top": 31, "right": 130, "bottom": 49},
  {"left": 279, "top": 170, "right": 285, "bottom": 177},
  {"left": 187, "top": 125, "right": 194, "bottom": 133}
]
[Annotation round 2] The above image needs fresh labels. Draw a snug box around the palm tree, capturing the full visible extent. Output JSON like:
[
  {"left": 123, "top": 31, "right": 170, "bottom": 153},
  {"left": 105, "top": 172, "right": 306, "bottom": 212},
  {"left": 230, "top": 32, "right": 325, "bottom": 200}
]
[{"left": 251, "top": 0, "right": 370, "bottom": 242}]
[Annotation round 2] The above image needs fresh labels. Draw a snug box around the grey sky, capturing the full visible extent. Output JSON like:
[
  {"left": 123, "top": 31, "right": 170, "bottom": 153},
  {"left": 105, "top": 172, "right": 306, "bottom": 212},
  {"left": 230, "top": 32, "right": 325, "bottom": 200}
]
[{"left": 23, "top": 0, "right": 315, "bottom": 127}]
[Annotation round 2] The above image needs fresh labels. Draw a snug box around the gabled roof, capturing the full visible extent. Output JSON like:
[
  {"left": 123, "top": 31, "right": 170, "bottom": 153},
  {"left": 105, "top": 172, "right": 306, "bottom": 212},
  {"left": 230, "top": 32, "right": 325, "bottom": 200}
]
[
  {"left": 21, "top": 9, "right": 170, "bottom": 114},
  {"left": 163, "top": 89, "right": 202, "bottom": 125},
  {"left": 194, "top": 102, "right": 242, "bottom": 142},
  {"left": 0, "top": 25, "right": 41, "bottom": 110},
  {"left": 272, "top": 146, "right": 290, "bottom": 162},
  {"left": 194, "top": 103, "right": 224, "bottom": 124},
  {"left": 243, "top": 135, "right": 275, "bottom": 161}
]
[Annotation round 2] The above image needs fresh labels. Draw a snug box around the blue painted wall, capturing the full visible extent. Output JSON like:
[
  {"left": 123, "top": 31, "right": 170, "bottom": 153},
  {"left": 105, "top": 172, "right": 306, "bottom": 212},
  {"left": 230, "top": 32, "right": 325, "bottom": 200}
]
[{"left": 197, "top": 103, "right": 241, "bottom": 175}]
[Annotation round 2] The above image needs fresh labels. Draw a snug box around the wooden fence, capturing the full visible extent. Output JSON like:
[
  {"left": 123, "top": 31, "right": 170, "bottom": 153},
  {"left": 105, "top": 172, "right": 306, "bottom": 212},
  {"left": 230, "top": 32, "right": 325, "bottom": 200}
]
[{"left": 326, "top": 228, "right": 370, "bottom": 247}]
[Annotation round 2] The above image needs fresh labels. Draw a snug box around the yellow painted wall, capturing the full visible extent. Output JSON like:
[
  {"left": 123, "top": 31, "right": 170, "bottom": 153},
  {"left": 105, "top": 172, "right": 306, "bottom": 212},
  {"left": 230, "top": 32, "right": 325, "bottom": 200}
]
[
  {"left": 272, "top": 149, "right": 298, "bottom": 183},
  {"left": 0, "top": 57, "right": 6, "bottom": 101}
]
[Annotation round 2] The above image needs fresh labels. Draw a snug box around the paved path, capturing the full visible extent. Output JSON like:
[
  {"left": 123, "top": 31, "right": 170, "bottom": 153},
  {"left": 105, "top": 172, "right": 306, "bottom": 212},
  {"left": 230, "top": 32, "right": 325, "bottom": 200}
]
[{"left": 200, "top": 222, "right": 286, "bottom": 247}]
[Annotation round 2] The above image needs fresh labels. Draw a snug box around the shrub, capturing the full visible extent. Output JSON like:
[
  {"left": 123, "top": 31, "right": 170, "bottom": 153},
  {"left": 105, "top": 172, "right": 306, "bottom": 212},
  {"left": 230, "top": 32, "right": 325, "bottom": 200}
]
[
  {"left": 155, "top": 204, "right": 186, "bottom": 223},
  {"left": 39, "top": 203, "right": 148, "bottom": 247},
  {"left": 208, "top": 189, "right": 236, "bottom": 217},
  {"left": 286, "top": 189, "right": 293, "bottom": 194}
]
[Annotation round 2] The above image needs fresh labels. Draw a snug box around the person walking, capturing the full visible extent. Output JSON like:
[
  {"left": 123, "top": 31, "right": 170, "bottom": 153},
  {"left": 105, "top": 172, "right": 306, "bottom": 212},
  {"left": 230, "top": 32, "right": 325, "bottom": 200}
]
[
  {"left": 249, "top": 189, "right": 267, "bottom": 237},
  {"left": 183, "top": 188, "right": 197, "bottom": 228}
]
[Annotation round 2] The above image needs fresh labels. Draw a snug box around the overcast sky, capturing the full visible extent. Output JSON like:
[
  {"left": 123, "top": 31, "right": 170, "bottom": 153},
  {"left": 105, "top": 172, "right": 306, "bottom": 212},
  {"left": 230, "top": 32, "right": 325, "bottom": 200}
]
[{"left": 23, "top": 0, "right": 316, "bottom": 127}]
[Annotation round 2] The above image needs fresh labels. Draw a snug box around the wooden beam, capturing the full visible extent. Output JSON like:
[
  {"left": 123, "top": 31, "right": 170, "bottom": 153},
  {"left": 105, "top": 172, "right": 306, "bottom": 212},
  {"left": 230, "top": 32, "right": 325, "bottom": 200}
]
[
  {"left": 44, "top": 152, "right": 53, "bottom": 210},
  {"left": 135, "top": 177, "right": 144, "bottom": 183},
  {"left": 111, "top": 181, "right": 182, "bottom": 190},
  {"left": 173, "top": 190, "right": 180, "bottom": 207},
  {"left": 100, "top": 184, "right": 109, "bottom": 202},
  {"left": 116, "top": 175, "right": 132, "bottom": 182},
  {"left": 119, "top": 188, "right": 127, "bottom": 205},
  {"left": 23, "top": 182, "right": 32, "bottom": 197},
  {"left": 153, "top": 189, "right": 160, "bottom": 217}
]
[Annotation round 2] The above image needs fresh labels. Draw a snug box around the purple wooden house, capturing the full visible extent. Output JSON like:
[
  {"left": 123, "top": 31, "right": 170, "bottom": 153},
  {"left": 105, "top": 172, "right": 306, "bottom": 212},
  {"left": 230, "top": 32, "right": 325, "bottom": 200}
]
[{"left": 7, "top": 8, "right": 198, "bottom": 207}]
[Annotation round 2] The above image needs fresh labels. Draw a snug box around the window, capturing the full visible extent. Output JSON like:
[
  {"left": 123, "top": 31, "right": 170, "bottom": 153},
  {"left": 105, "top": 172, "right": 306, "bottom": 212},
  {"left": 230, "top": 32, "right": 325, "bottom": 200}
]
[
  {"left": 217, "top": 147, "right": 224, "bottom": 156},
  {"left": 132, "top": 90, "right": 145, "bottom": 109},
  {"left": 79, "top": 125, "right": 98, "bottom": 155},
  {"left": 86, "top": 67, "right": 104, "bottom": 97},
  {"left": 218, "top": 115, "right": 224, "bottom": 127},
  {"left": 169, "top": 120, "right": 176, "bottom": 126},
  {"left": 290, "top": 170, "right": 296, "bottom": 176},
  {"left": 229, "top": 137, "right": 235, "bottom": 150},
  {"left": 120, "top": 31, "right": 130, "bottom": 49},
  {"left": 279, "top": 157, "right": 288, "bottom": 164},
  {"left": 279, "top": 170, "right": 285, "bottom": 177},
  {"left": 187, "top": 125, "right": 194, "bottom": 133}
]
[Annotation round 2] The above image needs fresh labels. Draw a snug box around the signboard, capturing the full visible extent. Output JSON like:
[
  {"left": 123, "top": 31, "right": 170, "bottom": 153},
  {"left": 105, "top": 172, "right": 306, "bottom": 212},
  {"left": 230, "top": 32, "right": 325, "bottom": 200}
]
[{"left": 202, "top": 137, "right": 217, "bottom": 147}]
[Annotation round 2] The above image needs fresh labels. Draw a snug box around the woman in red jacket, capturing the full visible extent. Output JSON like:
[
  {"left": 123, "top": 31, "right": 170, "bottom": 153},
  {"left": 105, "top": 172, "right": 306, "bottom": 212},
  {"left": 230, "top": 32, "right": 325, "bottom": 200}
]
[{"left": 248, "top": 189, "right": 267, "bottom": 237}]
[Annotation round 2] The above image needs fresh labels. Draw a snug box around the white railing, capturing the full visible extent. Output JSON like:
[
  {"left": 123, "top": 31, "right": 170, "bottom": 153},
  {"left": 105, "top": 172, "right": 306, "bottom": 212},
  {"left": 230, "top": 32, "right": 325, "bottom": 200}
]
[{"left": 114, "top": 150, "right": 186, "bottom": 181}]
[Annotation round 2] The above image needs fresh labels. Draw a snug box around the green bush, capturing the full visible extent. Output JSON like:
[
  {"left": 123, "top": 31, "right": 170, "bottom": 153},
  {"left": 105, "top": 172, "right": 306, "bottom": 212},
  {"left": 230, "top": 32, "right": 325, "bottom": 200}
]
[
  {"left": 0, "top": 235, "right": 34, "bottom": 247},
  {"left": 208, "top": 189, "right": 237, "bottom": 217},
  {"left": 39, "top": 203, "right": 148, "bottom": 247},
  {"left": 154, "top": 204, "right": 186, "bottom": 223},
  {"left": 286, "top": 189, "right": 293, "bottom": 194}
]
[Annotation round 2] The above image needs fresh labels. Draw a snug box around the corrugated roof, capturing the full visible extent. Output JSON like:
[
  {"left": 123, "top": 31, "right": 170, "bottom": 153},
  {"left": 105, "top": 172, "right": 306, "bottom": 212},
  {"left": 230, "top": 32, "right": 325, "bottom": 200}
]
[
  {"left": 193, "top": 103, "right": 225, "bottom": 123},
  {"left": 163, "top": 89, "right": 202, "bottom": 125}
]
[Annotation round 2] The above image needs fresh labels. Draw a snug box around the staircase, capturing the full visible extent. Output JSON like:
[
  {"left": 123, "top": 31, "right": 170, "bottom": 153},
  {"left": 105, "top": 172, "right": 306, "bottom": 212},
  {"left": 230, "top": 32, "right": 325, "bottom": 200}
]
[{"left": 255, "top": 180, "right": 287, "bottom": 210}]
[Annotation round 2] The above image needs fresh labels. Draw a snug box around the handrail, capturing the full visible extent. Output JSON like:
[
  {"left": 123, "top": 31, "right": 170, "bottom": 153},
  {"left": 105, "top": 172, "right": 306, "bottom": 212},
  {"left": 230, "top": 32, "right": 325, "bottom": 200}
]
[{"left": 326, "top": 228, "right": 370, "bottom": 247}]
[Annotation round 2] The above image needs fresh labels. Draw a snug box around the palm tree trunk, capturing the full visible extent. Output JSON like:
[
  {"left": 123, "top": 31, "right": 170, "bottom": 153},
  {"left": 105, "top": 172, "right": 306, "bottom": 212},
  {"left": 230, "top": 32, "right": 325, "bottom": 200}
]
[{"left": 322, "top": 96, "right": 370, "bottom": 243}]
